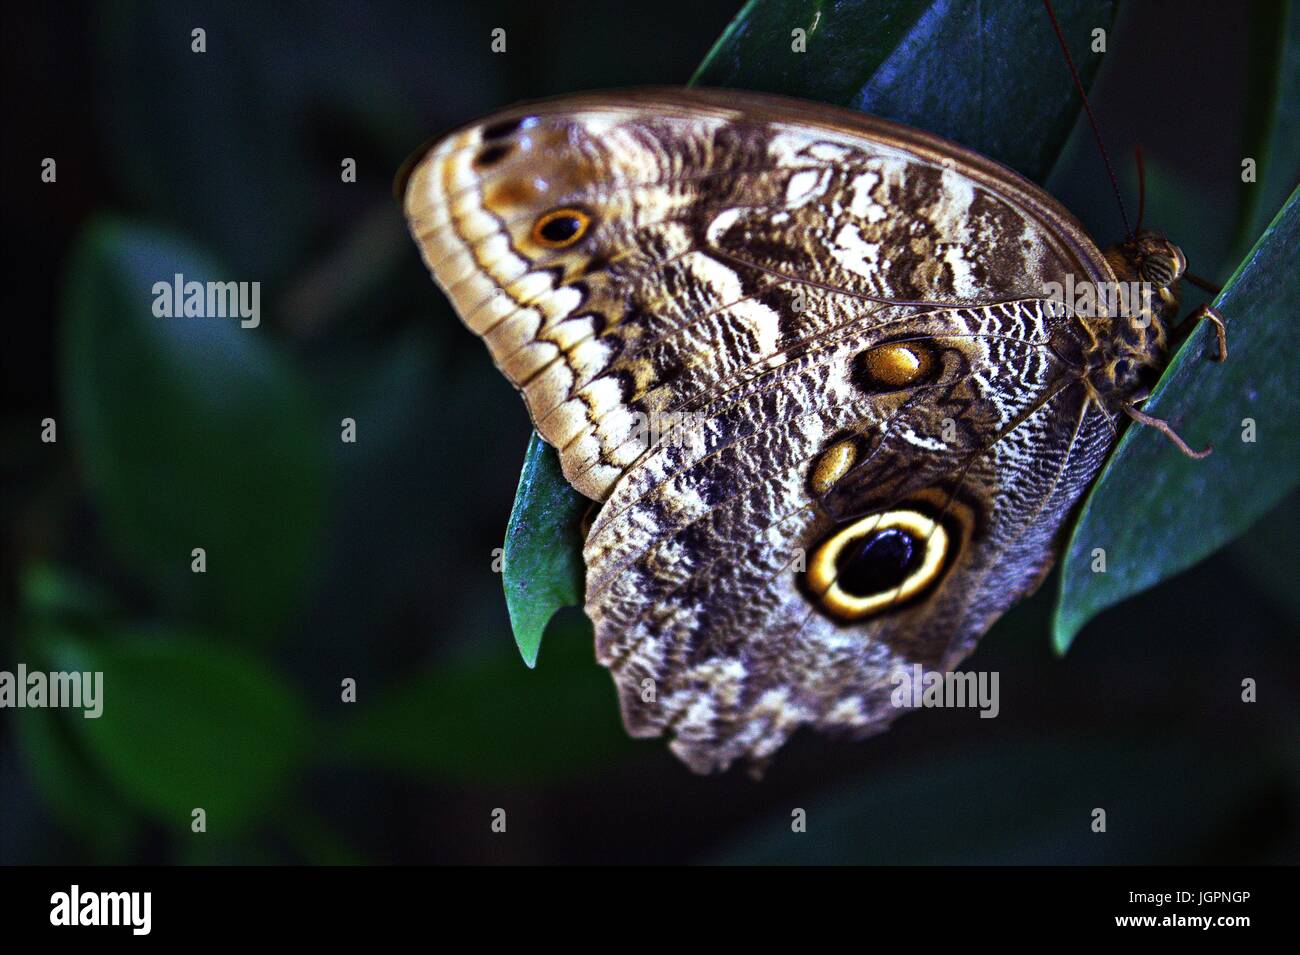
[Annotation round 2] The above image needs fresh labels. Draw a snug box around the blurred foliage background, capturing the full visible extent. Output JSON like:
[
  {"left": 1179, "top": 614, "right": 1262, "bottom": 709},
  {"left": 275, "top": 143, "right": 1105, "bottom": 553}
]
[{"left": 1, "top": 0, "right": 1296, "bottom": 864}]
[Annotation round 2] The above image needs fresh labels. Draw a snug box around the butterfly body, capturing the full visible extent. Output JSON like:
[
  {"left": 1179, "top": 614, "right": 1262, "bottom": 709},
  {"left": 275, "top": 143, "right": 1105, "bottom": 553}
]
[{"left": 403, "top": 88, "right": 1190, "bottom": 772}]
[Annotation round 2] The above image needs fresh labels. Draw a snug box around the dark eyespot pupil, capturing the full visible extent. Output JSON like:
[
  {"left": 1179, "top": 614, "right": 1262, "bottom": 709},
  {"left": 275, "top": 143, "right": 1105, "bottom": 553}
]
[
  {"left": 473, "top": 144, "right": 511, "bottom": 167},
  {"left": 539, "top": 215, "right": 582, "bottom": 243},
  {"left": 836, "top": 528, "right": 924, "bottom": 597}
]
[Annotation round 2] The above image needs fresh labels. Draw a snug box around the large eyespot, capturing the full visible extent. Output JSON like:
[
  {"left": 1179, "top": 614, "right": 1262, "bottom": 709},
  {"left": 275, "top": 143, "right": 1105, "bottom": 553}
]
[
  {"left": 805, "top": 509, "right": 949, "bottom": 620},
  {"left": 532, "top": 208, "right": 591, "bottom": 248}
]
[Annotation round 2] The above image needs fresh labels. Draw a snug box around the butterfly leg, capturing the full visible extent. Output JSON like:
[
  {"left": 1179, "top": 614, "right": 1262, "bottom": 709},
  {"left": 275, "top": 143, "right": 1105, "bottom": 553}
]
[
  {"left": 1179, "top": 303, "right": 1228, "bottom": 363},
  {"left": 1122, "top": 392, "right": 1212, "bottom": 459}
]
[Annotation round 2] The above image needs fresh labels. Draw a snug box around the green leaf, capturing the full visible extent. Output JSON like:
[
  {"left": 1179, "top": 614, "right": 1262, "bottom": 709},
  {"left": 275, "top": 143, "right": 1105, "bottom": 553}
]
[
  {"left": 19, "top": 562, "right": 116, "bottom": 623},
  {"left": 502, "top": 0, "right": 1115, "bottom": 662},
  {"left": 33, "top": 627, "right": 310, "bottom": 832},
  {"left": 693, "top": 0, "right": 1117, "bottom": 182},
  {"left": 60, "top": 218, "right": 326, "bottom": 644},
  {"left": 13, "top": 697, "right": 140, "bottom": 861},
  {"left": 12, "top": 573, "right": 137, "bottom": 859},
  {"left": 1054, "top": 188, "right": 1300, "bottom": 651},
  {"left": 707, "top": 736, "right": 1280, "bottom": 864},
  {"left": 329, "top": 609, "right": 637, "bottom": 784},
  {"left": 502, "top": 434, "right": 588, "bottom": 667}
]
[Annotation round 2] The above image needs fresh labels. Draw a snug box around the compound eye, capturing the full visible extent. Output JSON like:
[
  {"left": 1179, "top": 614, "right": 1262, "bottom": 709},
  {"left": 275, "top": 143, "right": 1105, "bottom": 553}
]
[
  {"left": 1140, "top": 257, "right": 1172, "bottom": 286},
  {"left": 1140, "top": 243, "right": 1185, "bottom": 288}
]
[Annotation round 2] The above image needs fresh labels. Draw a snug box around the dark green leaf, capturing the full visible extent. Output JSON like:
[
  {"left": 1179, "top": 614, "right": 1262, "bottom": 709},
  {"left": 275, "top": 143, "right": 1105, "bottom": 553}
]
[
  {"left": 693, "top": 0, "right": 1117, "bottom": 182},
  {"left": 13, "top": 697, "right": 140, "bottom": 860},
  {"left": 12, "top": 572, "right": 137, "bottom": 858},
  {"left": 502, "top": 434, "right": 588, "bottom": 666},
  {"left": 708, "top": 736, "right": 1279, "bottom": 864},
  {"left": 60, "top": 218, "right": 326, "bottom": 644},
  {"left": 502, "top": 0, "right": 1115, "bottom": 661},
  {"left": 1131, "top": 157, "right": 1235, "bottom": 302},
  {"left": 19, "top": 562, "right": 116, "bottom": 622},
  {"left": 1054, "top": 188, "right": 1300, "bottom": 651},
  {"left": 34, "top": 627, "right": 310, "bottom": 832},
  {"left": 329, "top": 609, "right": 636, "bottom": 783}
]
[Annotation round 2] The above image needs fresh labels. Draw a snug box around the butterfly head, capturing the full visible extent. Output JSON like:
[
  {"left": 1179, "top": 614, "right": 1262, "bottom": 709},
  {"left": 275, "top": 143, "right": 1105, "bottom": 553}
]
[
  {"left": 1121, "top": 230, "right": 1188, "bottom": 296},
  {"left": 1088, "top": 229, "right": 1187, "bottom": 396}
]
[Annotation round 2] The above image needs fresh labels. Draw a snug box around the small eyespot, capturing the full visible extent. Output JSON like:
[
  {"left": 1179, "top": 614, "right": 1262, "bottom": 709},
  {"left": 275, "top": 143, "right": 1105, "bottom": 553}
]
[
  {"left": 810, "top": 438, "right": 858, "bottom": 496},
  {"left": 532, "top": 208, "right": 591, "bottom": 248},
  {"left": 854, "top": 340, "right": 935, "bottom": 392}
]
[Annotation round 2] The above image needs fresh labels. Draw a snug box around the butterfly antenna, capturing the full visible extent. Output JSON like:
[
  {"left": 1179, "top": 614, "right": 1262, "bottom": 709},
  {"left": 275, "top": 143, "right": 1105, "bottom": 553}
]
[
  {"left": 1184, "top": 271, "right": 1222, "bottom": 296},
  {"left": 1134, "top": 146, "right": 1222, "bottom": 299},
  {"left": 1042, "top": 0, "right": 1132, "bottom": 238},
  {"left": 1134, "top": 144, "right": 1146, "bottom": 233}
]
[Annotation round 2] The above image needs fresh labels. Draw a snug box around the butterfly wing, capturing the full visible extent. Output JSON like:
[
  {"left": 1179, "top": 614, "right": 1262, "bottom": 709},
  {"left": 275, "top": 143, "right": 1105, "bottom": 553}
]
[
  {"left": 403, "top": 88, "right": 1120, "bottom": 772},
  {"left": 584, "top": 298, "right": 1117, "bottom": 771}
]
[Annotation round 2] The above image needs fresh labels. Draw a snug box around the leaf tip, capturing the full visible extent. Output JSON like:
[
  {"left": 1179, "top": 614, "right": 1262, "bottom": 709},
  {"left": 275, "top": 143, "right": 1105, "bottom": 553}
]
[{"left": 1050, "top": 616, "right": 1079, "bottom": 657}]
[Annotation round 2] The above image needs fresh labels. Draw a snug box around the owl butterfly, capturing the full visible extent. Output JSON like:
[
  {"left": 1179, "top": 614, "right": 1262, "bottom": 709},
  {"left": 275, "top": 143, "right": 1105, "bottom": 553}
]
[{"left": 400, "top": 85, "right": 1226, "bottom": 773}]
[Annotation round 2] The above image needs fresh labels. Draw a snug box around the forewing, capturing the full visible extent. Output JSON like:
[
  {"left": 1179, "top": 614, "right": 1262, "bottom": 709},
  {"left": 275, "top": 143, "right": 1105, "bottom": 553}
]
[{"left": 402, "top": 88, "right": 1111, "bottom": 499}]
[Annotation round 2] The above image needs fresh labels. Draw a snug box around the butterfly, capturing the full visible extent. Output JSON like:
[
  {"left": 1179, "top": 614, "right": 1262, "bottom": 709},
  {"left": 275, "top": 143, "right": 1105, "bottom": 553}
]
[{"left": 399, "top": 87, "right": 1225, "bottom": 773}]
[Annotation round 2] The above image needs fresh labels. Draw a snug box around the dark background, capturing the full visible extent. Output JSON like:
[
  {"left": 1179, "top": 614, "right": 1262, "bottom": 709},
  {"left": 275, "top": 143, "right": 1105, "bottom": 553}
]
[{"left": 1, "top": 0, "right": 1295, "bottom": 865}]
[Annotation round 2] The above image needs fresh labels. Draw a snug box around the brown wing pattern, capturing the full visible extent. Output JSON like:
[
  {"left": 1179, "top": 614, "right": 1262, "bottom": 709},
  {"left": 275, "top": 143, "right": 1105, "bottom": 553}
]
[
  {"left": 403, "top": 88, "right": 1120, "bottom": 772},
  {"left": 584, "top": 298, "right": 1117, "bottom": 770}
]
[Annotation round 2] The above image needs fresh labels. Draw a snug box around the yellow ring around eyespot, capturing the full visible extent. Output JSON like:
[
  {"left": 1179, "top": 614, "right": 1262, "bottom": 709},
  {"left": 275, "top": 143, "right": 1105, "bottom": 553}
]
[
  {"left": 806, "top": 509, "right": 948, "bottom": 620},
  {"left": 531, "top": 207, "right": 590, "bottom": 248}
]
